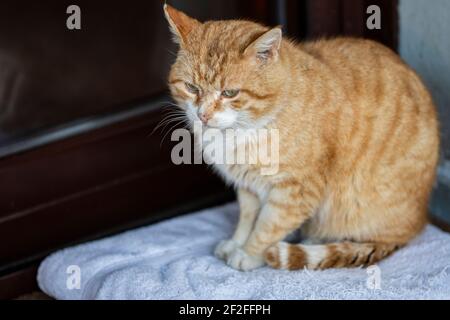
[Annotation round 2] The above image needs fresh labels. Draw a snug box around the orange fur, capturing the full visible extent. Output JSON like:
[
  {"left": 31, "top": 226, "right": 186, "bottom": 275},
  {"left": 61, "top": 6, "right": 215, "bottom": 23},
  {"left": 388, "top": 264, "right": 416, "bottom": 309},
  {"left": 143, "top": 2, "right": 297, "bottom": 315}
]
[{"left": 164, "top": 5, "right": 440, "bottom": 271}]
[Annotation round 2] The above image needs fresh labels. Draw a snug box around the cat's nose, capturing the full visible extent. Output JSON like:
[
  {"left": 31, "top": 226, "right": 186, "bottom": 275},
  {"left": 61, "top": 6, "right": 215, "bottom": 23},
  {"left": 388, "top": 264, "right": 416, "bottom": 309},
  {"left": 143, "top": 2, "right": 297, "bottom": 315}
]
[{"left": 198, "top": 112, "right": 210, "bottom": 124}]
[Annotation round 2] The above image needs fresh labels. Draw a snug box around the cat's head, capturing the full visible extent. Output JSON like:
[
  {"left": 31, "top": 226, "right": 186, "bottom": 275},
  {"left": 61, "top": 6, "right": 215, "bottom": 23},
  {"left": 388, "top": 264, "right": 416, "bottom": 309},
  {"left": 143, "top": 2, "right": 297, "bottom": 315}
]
[{"left": 164, "top": 5, "right": 283, "bottom": 130}]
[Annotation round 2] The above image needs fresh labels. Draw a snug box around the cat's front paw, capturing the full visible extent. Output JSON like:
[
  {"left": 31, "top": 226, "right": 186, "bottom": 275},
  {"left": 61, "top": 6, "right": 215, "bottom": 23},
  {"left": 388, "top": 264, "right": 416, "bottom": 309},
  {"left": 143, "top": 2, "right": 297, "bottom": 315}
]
[
  {"left": 214, "top": 239, "right": 240, "bottom": 260},
  {"left": 226, "top": 248, "right": 265, "bottom": 271}
]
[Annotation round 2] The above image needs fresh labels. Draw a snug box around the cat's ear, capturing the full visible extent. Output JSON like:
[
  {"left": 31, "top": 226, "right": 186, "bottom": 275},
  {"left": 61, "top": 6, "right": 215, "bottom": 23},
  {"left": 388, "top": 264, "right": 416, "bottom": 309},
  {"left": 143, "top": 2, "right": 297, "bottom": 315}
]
[
  {"left": 164, "top": 4, "right": 200, "bottom": 45},
  {"left": 244, "top": 27, "right": 282, "bottom": 62}
]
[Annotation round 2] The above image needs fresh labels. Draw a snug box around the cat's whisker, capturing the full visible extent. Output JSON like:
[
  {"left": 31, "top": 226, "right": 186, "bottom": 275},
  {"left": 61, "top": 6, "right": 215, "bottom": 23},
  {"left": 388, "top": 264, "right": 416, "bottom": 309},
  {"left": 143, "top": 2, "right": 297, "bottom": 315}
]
[
  {"left": 159, "top": 118, "right": 189, "bottom": 147},
  {"left": 156, "top": 100, "right": 177, "bottom": 107},
  {"left": 149, "top": 102, "right": 186, "bottom": 137},
  {"left": 166, "top": 48, "right": 178, "bottom": 58},
  {"left": 150, "top": 113, "right": 187, "bottom": 138},
  {"left": 154, "top": 115, "right": 186, "bottom": 133}
]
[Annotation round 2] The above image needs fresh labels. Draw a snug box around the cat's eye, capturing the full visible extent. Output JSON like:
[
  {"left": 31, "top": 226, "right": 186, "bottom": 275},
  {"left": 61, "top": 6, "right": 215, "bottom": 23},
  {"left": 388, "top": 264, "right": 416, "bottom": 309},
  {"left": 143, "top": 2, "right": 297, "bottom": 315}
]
[
  {"left": 221, "top": 89, "right": 240, "bottom": 99},
  {"left": 185, "top": 82, "right": 199, "bottom": 95}
]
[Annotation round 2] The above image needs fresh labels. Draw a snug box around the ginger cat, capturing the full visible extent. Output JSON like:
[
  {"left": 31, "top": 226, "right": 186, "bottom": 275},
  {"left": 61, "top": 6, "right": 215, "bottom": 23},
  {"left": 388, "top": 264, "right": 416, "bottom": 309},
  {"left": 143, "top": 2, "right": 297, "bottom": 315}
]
[{"left": 164, "top": 5, "right": 440, "bottom": 271}]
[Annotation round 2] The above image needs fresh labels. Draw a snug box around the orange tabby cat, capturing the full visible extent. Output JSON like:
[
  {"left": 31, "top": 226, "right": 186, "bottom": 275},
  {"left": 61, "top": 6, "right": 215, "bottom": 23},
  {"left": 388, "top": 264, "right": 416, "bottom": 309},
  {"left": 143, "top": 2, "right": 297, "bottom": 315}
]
[{"left": 164, "top": 5, "right": 440, "bottom": 271}]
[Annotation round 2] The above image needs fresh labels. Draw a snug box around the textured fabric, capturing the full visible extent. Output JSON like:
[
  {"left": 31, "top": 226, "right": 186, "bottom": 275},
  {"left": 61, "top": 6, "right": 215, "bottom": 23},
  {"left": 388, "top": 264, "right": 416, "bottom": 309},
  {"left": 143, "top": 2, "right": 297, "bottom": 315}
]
[{"left": 38, "top": 202, "right": 450, "bottom": 300}]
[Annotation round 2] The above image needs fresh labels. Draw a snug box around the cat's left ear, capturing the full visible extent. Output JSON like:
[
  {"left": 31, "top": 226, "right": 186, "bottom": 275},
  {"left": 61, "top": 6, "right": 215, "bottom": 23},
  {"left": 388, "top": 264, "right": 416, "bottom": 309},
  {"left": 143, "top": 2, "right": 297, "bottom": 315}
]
[
  {"left": 244, "top": 27, "right": 282, "bottom": 62},
  {"left": 164, "top": 4, "right": 200, "bottom": 46}
]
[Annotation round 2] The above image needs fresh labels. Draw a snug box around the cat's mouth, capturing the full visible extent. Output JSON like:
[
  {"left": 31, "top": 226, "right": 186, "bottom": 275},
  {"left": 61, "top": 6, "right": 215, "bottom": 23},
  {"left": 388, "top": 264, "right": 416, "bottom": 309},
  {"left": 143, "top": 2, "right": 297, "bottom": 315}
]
[
  {"left": 190, "top": 115, "right": 237, "bottom": 130},
  {"left": 197, "top": 121, "right": 230, "bottom": 130}
]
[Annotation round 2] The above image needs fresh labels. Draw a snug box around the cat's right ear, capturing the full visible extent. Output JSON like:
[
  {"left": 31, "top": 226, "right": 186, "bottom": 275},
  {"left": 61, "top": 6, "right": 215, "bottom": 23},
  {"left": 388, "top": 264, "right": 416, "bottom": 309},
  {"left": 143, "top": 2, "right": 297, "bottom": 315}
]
[
  {"left": 164, "top": 4, "right": 200, "bottom": 46},
  {"left": 244, "top": 27, "right": 282, "bottom": 62}
]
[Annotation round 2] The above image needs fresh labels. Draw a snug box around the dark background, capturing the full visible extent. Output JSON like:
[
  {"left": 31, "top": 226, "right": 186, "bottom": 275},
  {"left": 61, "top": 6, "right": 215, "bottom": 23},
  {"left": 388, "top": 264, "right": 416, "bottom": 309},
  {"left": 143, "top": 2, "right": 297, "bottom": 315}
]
[{"left": 0, "top": 0, "right": 398, "bottom": 146}]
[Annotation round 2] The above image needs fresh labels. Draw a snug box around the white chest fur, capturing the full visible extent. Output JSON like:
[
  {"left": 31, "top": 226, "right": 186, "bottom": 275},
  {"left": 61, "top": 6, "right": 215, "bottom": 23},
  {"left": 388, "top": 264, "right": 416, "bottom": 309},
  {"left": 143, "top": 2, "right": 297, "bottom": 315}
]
[{"left": 195, "top": 128, "right": 272, "bottom": 202}]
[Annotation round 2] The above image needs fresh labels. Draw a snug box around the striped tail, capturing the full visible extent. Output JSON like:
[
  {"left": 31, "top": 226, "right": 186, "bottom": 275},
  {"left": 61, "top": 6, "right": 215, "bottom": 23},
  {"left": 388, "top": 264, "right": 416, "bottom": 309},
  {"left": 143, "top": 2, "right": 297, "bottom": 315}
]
[{"left": 264, "top": 241, "right": 401, "bottom": 270}]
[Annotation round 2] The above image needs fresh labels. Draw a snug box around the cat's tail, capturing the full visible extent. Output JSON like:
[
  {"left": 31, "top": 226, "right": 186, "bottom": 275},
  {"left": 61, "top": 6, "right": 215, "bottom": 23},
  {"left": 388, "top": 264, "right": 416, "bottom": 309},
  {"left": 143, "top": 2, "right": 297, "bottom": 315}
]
[{"left": 264, "top": 241, "right": 402, "bottom": 270}]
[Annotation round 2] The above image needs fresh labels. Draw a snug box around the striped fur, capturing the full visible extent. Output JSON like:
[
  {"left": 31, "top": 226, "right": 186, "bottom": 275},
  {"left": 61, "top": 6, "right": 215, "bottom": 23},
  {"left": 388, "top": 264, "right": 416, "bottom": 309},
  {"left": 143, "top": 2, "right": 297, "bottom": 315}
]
[{"left": 265, "top": 242, "right": 401, "bottom": 270}]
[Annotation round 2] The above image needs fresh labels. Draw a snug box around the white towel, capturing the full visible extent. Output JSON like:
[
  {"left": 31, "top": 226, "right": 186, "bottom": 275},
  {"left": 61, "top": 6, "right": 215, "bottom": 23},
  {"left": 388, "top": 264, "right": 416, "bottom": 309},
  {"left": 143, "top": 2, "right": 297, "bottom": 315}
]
[{"left": 38, "top": 202, "right": 450, "bottom": 300}]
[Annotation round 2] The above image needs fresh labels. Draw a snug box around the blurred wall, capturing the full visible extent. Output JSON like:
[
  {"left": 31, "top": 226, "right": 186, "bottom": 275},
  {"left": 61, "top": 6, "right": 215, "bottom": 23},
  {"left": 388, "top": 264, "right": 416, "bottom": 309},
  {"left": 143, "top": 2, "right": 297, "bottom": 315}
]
[
  {"left": 399, "top": 0, "right": 450, "bottom": 158},
  {"left": 398, "top": 0, "right": 450, "bottom": 221}
]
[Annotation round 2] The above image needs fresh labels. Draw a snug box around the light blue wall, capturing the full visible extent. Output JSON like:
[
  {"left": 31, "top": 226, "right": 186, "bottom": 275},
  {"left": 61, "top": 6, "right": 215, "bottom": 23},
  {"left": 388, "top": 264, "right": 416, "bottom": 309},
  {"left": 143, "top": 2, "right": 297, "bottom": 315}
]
[
  {"left": 399, "top": 0, "right": 450, "bottom": 159},
  {"left": 399, "top": 0, "right": 450, "bottom": 222}
]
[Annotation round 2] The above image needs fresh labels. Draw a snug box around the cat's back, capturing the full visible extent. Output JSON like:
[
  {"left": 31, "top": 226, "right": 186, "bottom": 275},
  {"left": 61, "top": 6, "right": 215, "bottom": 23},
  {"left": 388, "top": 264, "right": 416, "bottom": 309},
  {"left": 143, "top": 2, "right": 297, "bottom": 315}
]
[
  {"left": 301, "top": 37, "right": 423, "bottom": 94},
  {"left": 301, "top": 37, "right": 403, "bottom": 70},
  {"left": 299, "top": 37, "right": 438, "bottom": 129}
]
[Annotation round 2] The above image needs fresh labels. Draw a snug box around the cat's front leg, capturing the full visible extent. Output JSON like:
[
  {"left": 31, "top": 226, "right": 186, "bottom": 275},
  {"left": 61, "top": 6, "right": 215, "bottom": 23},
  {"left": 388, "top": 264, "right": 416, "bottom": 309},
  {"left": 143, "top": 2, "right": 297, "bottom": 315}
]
[
  {"left": 215, "top": 188, "right": 260, "bottom": 260},
  {"left": 227, "top": 180, "right": 323, "bottom": 271}
]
